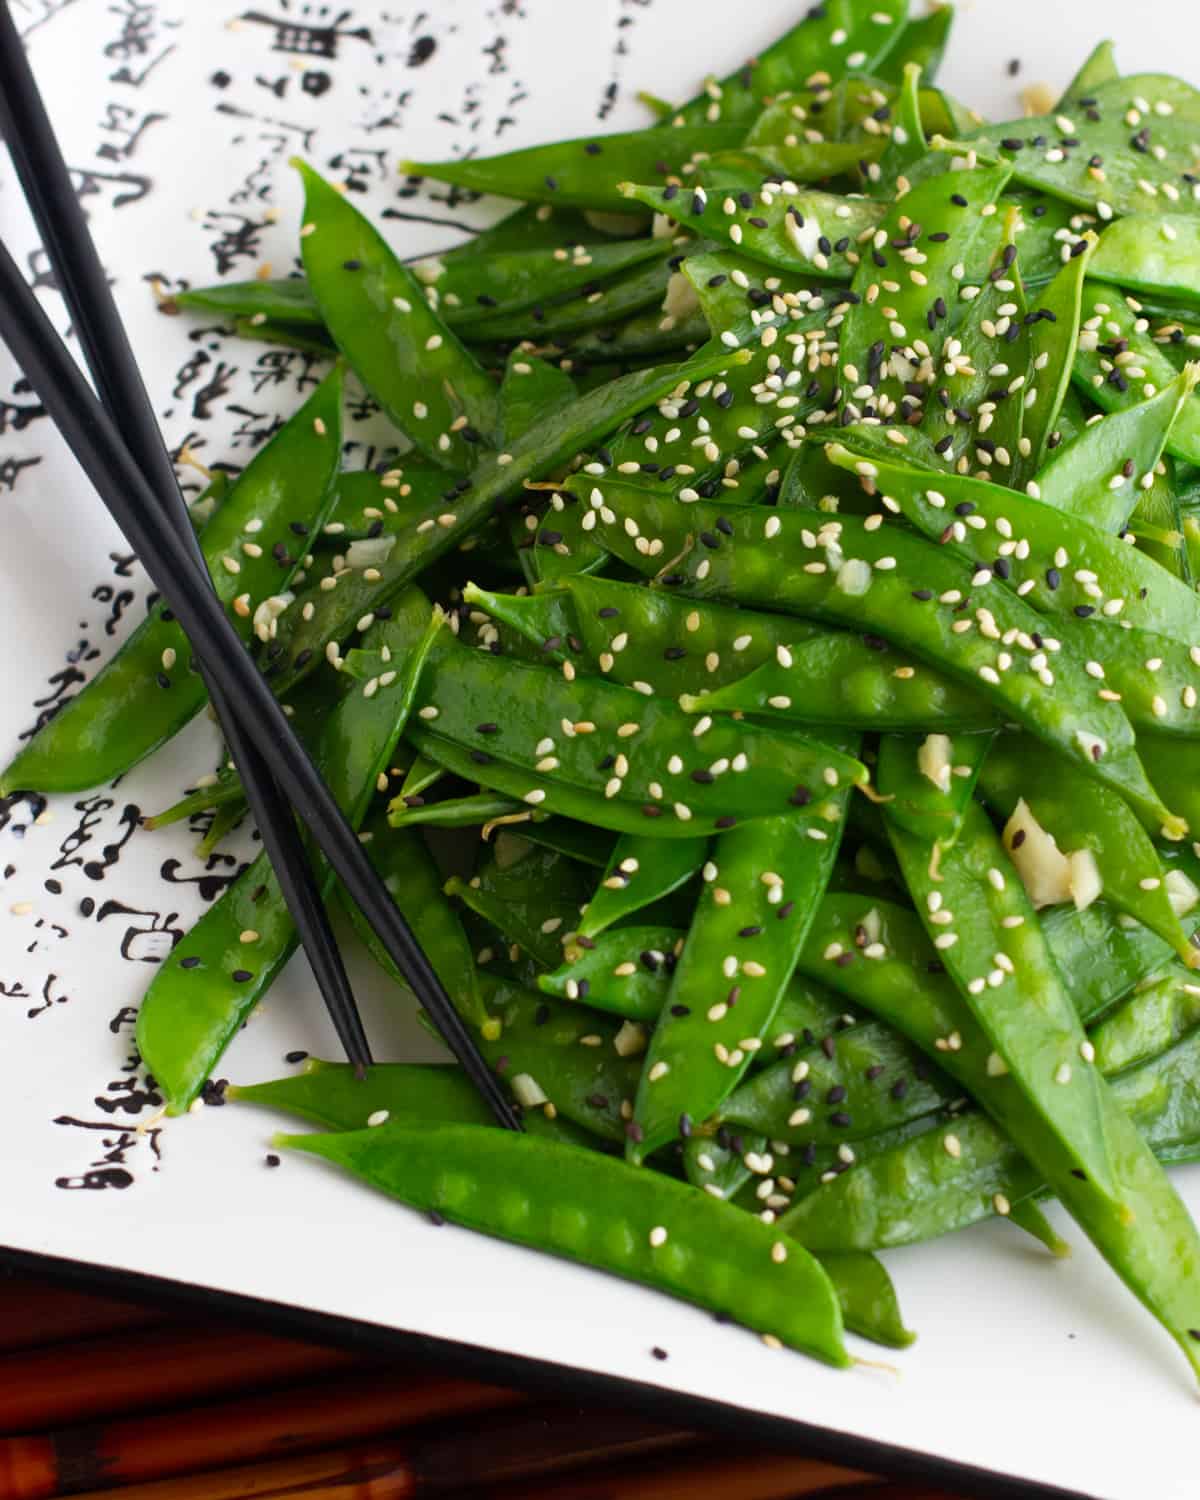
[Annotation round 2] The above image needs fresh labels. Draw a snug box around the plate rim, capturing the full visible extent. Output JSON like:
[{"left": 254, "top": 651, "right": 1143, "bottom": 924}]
[{"left": 0, "top": 1243, "right": 1095, "bottom": 1500}]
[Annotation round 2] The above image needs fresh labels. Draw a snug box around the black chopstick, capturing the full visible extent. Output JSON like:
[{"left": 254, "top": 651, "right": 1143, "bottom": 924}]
[
  {"left": 0, "top": 1, "right": 371, "bottom": 1075},
  {"left": 0, "top": 48, "right": 516, "bottom": 1134}
]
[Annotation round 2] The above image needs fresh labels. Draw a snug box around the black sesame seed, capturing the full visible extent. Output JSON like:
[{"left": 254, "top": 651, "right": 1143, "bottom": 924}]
[
  {"left": 232, "top": 969, "right": 253, "bottom": 983},
  {"left": 180, "top": 955, "right": 200, "bottom": 969}
]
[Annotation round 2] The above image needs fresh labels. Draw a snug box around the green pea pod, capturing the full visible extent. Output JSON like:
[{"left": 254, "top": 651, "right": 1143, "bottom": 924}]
[
  {"left": 1, "top": 367, "right": 344, "bottom": 797},
  {"left": 294, "top": 160, "right": 501, "bottom": 462},
  {"left": 341, "top": 811, "right": 488, "bottom": 1030},
  {"left": 783, "top": 1025, "right": 1200, "bottom": 1253},
  {"left": 465, "top": 252, "right": 678, "bottom": 346},
  {"left": 142, "top": 771, "right": 246, "bottom": 832},
  {"left": 565, "top": 301, "right": 708, "bottom": 363},
  {"left": 1036, "top": 367, "right": 1199, "bottom": 527},
  {"left": 413, "top": 237, "right": 672, "bottom": 329},
  {"left": 274, "top": 351, "right": 754, "bottom": 689},
  {"left": 281, "top": 1119, "right": 850, "bottom": 1369},
  {"left": 812, "top": 1250, "right": 916, "bottom": 1350},
  {"left": 1058, "top": 39, "right": 1119, "bottom": 104},
  {"left": 680, "top": 631, "right": 997, "bottom": 730},
  {"left": 446, "top": 841, "right": 592, "bottom": 973},
  {"left": 475, "top": 979, "right": 640, "bottom": 1143},
  {"left": 864, "top": 63, "right": 932, "bottom": 196},
  {"left": 672, "top": 0, "right": 906, "bottom": 129},
  {"left": 881, "top": 794, "right": 1200, "bottom": 1382},
  {"left": 976, "top": 735, "right": 1195, "bottom": 962},
  {"left": 620, "top": 182, "right": 884, "bottom": 281},
  {"left": 824, "top": 440, "right": 1200, "bottom": 698},
  {"left": 229, "top": 1058, "right": 494, "bottom": 1131},
  {"left": 1013, "top": 232, "right": 1093, "bottom": 486},
  {"left": 175, "top": 277, "right": 322, "bottom": 325},
  {"left": 508, "top": 818, "right": 616, "bottom": 869},
  {"left": 389, "top": 792, "right": 526, "bottom": 831},
  {"left": 874, "top": 6, "right": 953, "bottom": 86},
  {"left": 720, "top": 1020, "right": 954, "bottom": 1145},
  {"left": 581, "top": 484, "right": 1176, "bottom": 834},
  {"left": 542, "top": 923, "right": 683, "bottom": 1022},
  {"left": 1073, "top": 285, "right": 1200, "bottom": 466},
  {"left": 579, "top": 835, "right": 706, "bottom": 940},
  {"left": 956, "top": 75, "right": 1200, "bottom": 217},
  {"left": 405, "top": 632, "right": 866, "bottom": 831},
  {"left": 703, "top": 142, "right": 885, "bottom": 190},
  {"left": 1090, "top": 965, "right": 1200, "bottom": 1076},
  {"left": 874, "top": 731, "right": 995, "bottom": 852},
  {"left": 628, "top": 758, "right": 853, "bottom": 1164},
  {"left": 498, "top": 354, "right": 577, "bottom": 447},
  {"left": 136, "top": 593, "right": 443, "bottom": 1113},
  {"left": 404, "top": 126, "right": 743, "bottom": 214},
  {"left": 1087, "top": 216, "right": 1200, "bottom": 311}
]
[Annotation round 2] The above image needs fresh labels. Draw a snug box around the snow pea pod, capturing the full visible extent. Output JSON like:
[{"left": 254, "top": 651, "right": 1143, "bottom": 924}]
[
  {"left": 1036, "top": 367, "right": 1198, "bottom": 527},
  {"left": 295, "top": 160, "right": 501, "bottom": 462},
  {"left": 175, "top": 276, "right": 321, "bottom": 325},
  {"left": 498, "top": 353, "right": 577, "bottom": 446},
  {"left": 874, "top": 731, "right": 994, "bottom": 854},
  {"left": 620, "top": 182, "right": 884, "bottom": 281},
  {"left": 565, "top": 300, "right": 708, "bottom": 363},
  {"left": 1090, "top": 964, "right": 1200, "bottom": 1076},
  {"left": 0, "top": 366, "right": 343, "bottom": 798},
  {"left": 824, "top": 441, "right": 1200, "bottom": 669},
  {"left": 578, "top": 834, "right": 706, "bottom": 940},
  {"left": 1013, "top": 233, "right": 1093, "bottom": 486},
  {"left": 957, "top": 75, "right": 1200, "bottom": 218},
  {"left": 882, "top": 795, "right": 1200, "bottom": 1378},
  {"left": 403, "top": 127, "right": 743, "bottom": 214},
  {"left": 628, "top": 759, "right": 852, "bottom": 1164},
  {"left": 581, "top": 484, "right": 1175, "bottom": 832},
  {"left": 1088, "top": 216, "right": 1200, "bottom": 310},
  {"left": 975, "top": 735, "right": 1195, "bottom": 962},
  {"left": 136, "top": 593, "right": 443, "bottom": 1113},
  {"left": 874, "top": 6, "right": 953, "bottom": 87},
  {"left": 813, "top": 1250, "right": 915, "bottom": 1350},
  {"left": 1073, "top": 287, "right": 1200, "bottom": 465},
  {"left": 672, "top": 0, "right": 906, "bottom": 130},
  {"left": 230, "top": 1059, "right": 495, "bottom": 1131},
  {"left": 282, "top": 1119, "right": 850, "bottom": 1369},
  {"left": 407, "top": 633, "right": 867, "bottom": 828},
  {"left": 273, "top": 352, "right": 751, "bottom": 689},
  {"left": 341, "top": 812, "right": 488, "bottom": 1030},
  {"left": 783, "top": 1026, "right": 1200, "bottom": 1253},
  {"left": 389, "top": 792, "right": 526, "bottom": 831},
  {"left": 688, "top": 635, "right": 1000, "bottom": 730},
  {"left": 464, "top": 250, "right": 676, "bottom": 345},
  {"left": 1058, "top": 39, "right": 1119, "bottom": 104}
]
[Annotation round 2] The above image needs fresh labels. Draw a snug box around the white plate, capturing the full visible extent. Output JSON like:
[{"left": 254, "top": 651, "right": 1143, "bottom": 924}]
[{"left": 1, "top": 4, "right": 1196, "bottom": 1496}]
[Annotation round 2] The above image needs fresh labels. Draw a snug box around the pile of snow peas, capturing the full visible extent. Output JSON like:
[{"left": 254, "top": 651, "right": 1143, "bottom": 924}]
[{"left": 15, "top": 1, "right": 1200, "bottom": 1377}]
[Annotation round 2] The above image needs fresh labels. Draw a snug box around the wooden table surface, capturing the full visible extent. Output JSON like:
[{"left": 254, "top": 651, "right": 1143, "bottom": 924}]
[{"left": 0, "top": 1267, "right": 987, "bottom": 1500}]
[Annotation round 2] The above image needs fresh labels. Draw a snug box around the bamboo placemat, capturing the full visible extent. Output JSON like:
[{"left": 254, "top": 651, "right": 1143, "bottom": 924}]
[{"left": 0, "top": 1269, "right": 977, "bottom": 1500}]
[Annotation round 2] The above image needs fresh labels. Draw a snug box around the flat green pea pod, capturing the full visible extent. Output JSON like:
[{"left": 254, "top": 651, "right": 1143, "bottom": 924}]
[
  {"left": 545, "top": 925, "right": 682, "bottom": 1024},
  {"left": 782, "top": 1025, "right": 1200, "bottom": 1253},
  {"left": 513, "top": 818, "right": 616, "bottom": 869},
  {"left": 498, "top": 354, "right": 577, "bottom": 447},
  {"left": 281, "top": 1120, "right": 850, "bottom": 1369},
  {"left": 565, "top": 300, "right": 709, "bottom": 363},
  {"left": 1012, "top": 232, "right": 1094, "bottom": 488},
  {"left": 1035, "top": 367, "right": 1199, "bottom": 528},
  {"left": 136, "top": 594, "right": 442, "bottom": 1113},
  {"left": 474, "top": 979, "right": 643, "bottom": 1144},
  {"left": 1043, "top": 893, "right": 1197, "bottom": 1026},
  {"left": 388, "top": 792, "right": 527, "bottom": 831},
  {"left": 824, "top": 439, "right": 1200, "bottom": 688},
  {"left": 464, "top": 251, "right": 678, "bottom": 346},
  {"left": 1089, "top": 964, "right": 1200, "bottom": 1076},
  {"left": 406, "top": 633, "right": 867, "bottom": 832},
  {"left": 273, "top": 351, "right": 754, "bottom": 690},
  {"left": 955, "top": 75, "right": 1200, "bottom": 218},
  {"left": 874, "top": 731, "right": 994, "bottom": 857},
  {"left": 341, "top": 812, "right": 489, "bottom": 1031},
  {"left": 975, "top": 735, "right": 1196, "bottom": 963},
  {"left": 578, "top": 835, "right": 706, "bottom": 940},
  {"left": 175, "top": 277, "right": 322, "bottom": 326},
  {"left": 881, "top": 794, "right": 1200, "bottom": 1382},
  {"left": 813, "top": 1250, "right": 915, "bottom": 1350},
  {"left": 0, "top": 368, "right": 343, "bottom": 797},
  {"left": 1088, "top": 216, "right": 1200, "bottom": 311},
  {"left": 701, "top": 141, "right": 885, "bottom": 191},
  {"left": 230, "top": 1057, "right": 595, "bottom": 1148},
  {"left": 619, "top": 182, "right": 884, "bottom": 281},
  {"left": 1073, "top": 286, "right": 1200, "bottom": 466},
  {"left": 680, "top": 628, "right": 998, "bottom": 730},
  {"left": 581, "top": 484, "right": 1176, "bottom": 834},
  {"left": 403, "top": 126, "right": 742, "bottom": 214},
  {"left": 1058, "top": 39, "right": 1119, "bottom": 104},
  {"left": 410, "top": 237, "right": 671, "bottom": 330},
  {"left": 628, "top": 752, "right": 853, "bottom": 1164},
  {"left": 671, "top": 0, "right": 906, "bottom": 129},
  {"left": 445, "top": 849, "right": 591, "bottom": 972},
  {"left": 874, "top": 6, "right": 953, "bottom": 86},
  {"left": 719, "top": 1020, "right": 954, "bottom": 1146},
  {"left": 294, "top": 160, "right": 501, "bottom": 463}
]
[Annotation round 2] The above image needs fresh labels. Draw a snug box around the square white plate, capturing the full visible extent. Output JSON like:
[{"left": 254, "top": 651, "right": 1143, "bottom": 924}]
[{"left": 1, "top": 4, "right": 1197, "bottom": 1496}]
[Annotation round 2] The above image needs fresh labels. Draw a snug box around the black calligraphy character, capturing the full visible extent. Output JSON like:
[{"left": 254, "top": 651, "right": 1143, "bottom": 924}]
[
  {"left": 0, "top": 455, "right": 41, "bottom": 493},
  {"left": 95, "top": 897, "right": 184, "bottom": 963},
  {"left": 239, "top": 7, "right": 373, "bottom": 60},
  {"left": 97, "top": 102, "right": 166, "bottom": 162},
  {"left": 26, "top": 973, "right": 70, "bottom": 1020}
]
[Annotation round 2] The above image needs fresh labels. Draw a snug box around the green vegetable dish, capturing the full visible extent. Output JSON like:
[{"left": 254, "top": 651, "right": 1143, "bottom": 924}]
[{"left": 18, "top": 1, "right": 1200, "bottom": 1381}]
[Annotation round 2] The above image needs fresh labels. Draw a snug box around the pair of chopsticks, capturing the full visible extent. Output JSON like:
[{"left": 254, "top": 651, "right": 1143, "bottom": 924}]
[{"left": 0, "top": 3, "right": 513, "bottom": 1127}]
